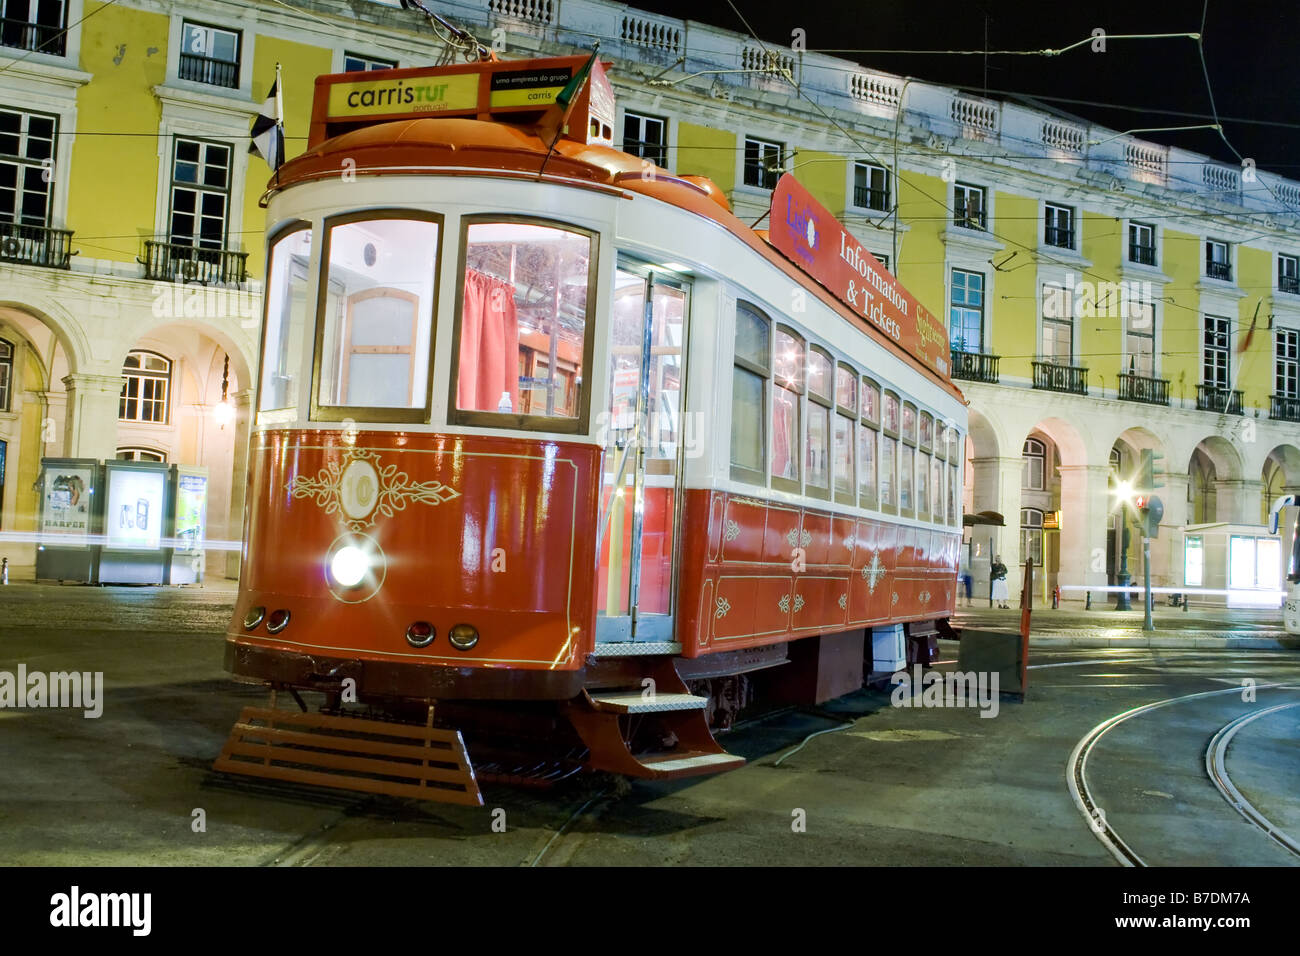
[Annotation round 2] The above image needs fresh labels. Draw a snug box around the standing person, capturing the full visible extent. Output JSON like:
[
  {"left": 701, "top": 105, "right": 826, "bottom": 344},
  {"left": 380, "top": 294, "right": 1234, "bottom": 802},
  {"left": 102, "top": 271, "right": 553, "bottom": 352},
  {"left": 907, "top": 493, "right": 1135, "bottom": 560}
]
[
  {"left": 990, "top": 555, "right": 1009, "bottom": 609},
  {"left": 959, "top": 551, "right": 973, "bottom": 607}
]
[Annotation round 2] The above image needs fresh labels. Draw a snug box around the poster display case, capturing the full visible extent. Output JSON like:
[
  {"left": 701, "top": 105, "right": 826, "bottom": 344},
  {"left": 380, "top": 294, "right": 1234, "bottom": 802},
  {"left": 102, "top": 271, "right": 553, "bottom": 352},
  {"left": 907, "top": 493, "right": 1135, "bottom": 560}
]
[
  {"left": 34, "top": 458, "right": 102, "bottom": 583},
  {"left": 98, "top": 460, "right": 170, "bottom": 585},
  {"left": 167, "top": 465, "right": 209, "bottom": 585}
]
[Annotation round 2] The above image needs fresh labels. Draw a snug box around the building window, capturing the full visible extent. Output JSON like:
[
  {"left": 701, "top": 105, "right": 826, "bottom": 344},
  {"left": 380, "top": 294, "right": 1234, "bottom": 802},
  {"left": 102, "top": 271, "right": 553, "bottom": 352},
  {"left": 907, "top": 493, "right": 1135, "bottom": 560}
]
[
  {"left": 1125, "top": 297, "right": 1155, "bottom": 377},
  {"left": 1129, "top": 221, "right": 1156, "bottom": 265},
  {"left": 743, "top": 136, "right": 782, "bottom": 189},
  {"left": 1279, "top": 254, "right": 1299, "bottom": 295},
  {"left": 343, "top": 52, "right": 396, "bottom": 72},
  {"left": 0, "top": 337, "right": 12, "bottom": 411},
  {"left": 852, "top": 162, "right": 889, "bottom": 211},
  {"left": 169, "top": 138, "right": 231, "bottom": 251},
  {"left": 949, "top": 269, "right": 984, "bottom": 353},
  {"left": 120, "top": 351, "right": 171, "bottom": 424},
  {"left": 0, "top": 107, "right": 55, "bottom": 226},
  {"left": 179, "top": 21, "right": 241, "bottom": 89},
  {"left": 1042, "top": 282, "right": 1073, "bottom": 364},
  {"left": 1022, "top": 438, "right": 1045, "bottom": 491},
  {"left": 730, "top": 302, "right": 769, "bottom": 484},
  {"left": 1205, "top": 238, "right": 1232, "bottom": 281},
  {"left": 872, "top": 252, "right": 890, "bottom": 271},
  {"left": 0, "top": 0, "right": 67, "bottom": 56},
  {"left": 1277, "top": 329, "right": 1300, "bottom": 398},
  {"left": 1021, "top": 508, "right": 1044, "bottom": 568},
  {"left": 116, "top": 447, "right": 166, "bottom": 463},
  {"left": 1203, "top": 315, "right": 1231, "bottom": 389},
  {"left": 1044, "top": 203, "right": 1074, "bottom": 249},
  {"left": 953, "top": 182, "right": 986, "bottom": 230},
  {"left": 622, "top": 112, "right": 667, "bottom": 168}
]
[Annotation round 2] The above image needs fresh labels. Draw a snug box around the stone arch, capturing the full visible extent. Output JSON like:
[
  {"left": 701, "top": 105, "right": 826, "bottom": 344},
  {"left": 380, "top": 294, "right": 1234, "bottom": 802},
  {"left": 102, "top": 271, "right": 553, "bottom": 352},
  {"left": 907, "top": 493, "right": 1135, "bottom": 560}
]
[{"left": 0, "top": 299, "right": 90, "bottom": 376}]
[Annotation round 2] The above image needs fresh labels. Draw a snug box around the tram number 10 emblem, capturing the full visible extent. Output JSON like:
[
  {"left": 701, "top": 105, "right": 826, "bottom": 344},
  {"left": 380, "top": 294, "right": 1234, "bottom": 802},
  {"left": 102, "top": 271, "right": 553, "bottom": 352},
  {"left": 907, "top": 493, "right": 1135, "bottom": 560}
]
[{"left": 340, "top": 459, "right": 381, "bottom": 521}]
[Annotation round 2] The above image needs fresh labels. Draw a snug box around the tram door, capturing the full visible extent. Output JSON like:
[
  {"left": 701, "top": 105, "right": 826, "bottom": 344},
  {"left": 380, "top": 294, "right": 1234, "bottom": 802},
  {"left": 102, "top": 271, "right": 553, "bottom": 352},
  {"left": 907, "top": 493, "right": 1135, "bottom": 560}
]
[{"left": 596, "top": 262, "right": 690, "bottom": 643}]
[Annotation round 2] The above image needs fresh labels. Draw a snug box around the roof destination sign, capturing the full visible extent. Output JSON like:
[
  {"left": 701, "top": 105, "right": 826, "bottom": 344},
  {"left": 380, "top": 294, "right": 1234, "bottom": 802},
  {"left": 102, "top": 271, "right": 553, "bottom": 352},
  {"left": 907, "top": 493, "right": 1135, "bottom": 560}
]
[
  {"left": 488, "top": 67, "right": 574, "bottom": 107},
  {"left": 327, "top": 72, "right": 479, "bottom": 118},
  {"left": 767, "top": 174, "right": 950, "bottom": 377}
]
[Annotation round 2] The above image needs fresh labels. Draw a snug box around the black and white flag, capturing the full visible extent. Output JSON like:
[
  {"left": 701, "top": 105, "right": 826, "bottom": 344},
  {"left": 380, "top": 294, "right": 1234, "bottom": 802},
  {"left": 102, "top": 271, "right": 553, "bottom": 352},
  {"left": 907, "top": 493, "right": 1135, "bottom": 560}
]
[{"left": 249, "top": 64, "right": 285, "bottom": 170}]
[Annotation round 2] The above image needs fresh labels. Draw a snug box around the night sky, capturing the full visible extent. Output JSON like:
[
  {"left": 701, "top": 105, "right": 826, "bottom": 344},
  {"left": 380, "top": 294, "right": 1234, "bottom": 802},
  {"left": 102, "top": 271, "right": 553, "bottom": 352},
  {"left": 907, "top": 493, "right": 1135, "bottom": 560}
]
[{"left": 635, "top": 0, "right": 1299, "bottom": 178}]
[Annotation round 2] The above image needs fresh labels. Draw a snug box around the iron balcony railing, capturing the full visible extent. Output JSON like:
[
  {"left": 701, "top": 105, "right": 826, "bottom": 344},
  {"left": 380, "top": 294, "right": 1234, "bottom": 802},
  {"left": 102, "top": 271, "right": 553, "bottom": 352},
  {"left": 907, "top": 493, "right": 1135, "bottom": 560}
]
[
  {"left": 1206, "top": 260, "right": 1233, "bottom": 281},
  {"left": 141, "top": 240, "right": 248, "bottom": 285},
  {"left": 178, "top": 53, "right": 239, "bottom": 89},
  {"left": 1271, "top": 394, "right": 1300, "bottom": 422},
  {"left": 1197, "top": 383, "right": 1243, "bottom": 414},
  {"left": 953, "top": 204, "right": 986, "bottom": 230},
  {"left": 1117, "top": 372, "right": 1170, "bottom": 406},
  {"left": 1129, "top": 242, "right": 1156, "bottom": 266},
  {"left": 1279, "top": 274, "right": 1300, "bottom": 295},
  {"left": 0, "top": 221, "right": 74, "bottom": 269},
  {"left": 949, "top": 349, "right": 1000, "bottom": 384},
  {"left": 1044, "top": 225, "right": 1074, "bottom": 248},
  {"left": 1032, "top": 360, "right": 1088, "bottom": 395},
  {"left": 0, "top": 16, "right": 66, "bottom": 55},
  {"left": 854, "top": 185, "right": 889, "bottom": 211}
]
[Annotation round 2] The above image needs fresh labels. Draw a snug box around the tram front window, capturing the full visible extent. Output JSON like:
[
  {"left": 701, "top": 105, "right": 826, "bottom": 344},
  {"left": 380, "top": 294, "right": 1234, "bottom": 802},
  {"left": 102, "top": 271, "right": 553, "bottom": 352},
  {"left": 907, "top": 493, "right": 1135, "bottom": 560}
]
[
  {"left": 316, "top": 215, "right": 439, "bottom": 410},
  {"left": 260, "top": 226, "right": 312, "bottom": 412},
  {"left": 455, "top": 219, "right": 593, "bottom": 422}
]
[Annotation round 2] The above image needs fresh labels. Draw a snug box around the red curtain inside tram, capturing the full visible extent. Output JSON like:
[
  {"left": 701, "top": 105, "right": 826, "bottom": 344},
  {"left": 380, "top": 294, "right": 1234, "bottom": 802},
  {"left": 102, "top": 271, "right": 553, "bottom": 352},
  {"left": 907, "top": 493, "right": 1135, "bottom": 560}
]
[{"left": 458, "top": 268, "right": 520, "bottom": 412}]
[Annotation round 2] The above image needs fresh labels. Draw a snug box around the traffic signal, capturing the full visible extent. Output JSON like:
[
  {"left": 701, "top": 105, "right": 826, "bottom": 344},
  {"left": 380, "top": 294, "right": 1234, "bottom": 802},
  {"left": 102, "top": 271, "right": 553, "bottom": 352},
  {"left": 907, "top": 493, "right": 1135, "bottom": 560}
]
[
  {"left": 1135, "top": 494, "right": 1164, "bottom": 538},
  {"left": 1139, "top": 448, "right": 1165, "bottom": 494}
]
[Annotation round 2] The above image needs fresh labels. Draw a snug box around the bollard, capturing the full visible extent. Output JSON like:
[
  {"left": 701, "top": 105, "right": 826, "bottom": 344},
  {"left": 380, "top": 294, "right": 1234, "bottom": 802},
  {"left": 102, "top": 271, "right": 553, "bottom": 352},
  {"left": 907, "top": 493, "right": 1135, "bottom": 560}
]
[
  {"left": 1, "top": 557, "right": 7, "bottom": 585},
  {"left": 1183, "top": 596, "right": 1189, "bottom": 612},
  {"left": 1052, "top": 585, "right": 1060, "bottom": 609},
  {"left": 1085, "top": 590, "right": 1091, "bottom": 610}
]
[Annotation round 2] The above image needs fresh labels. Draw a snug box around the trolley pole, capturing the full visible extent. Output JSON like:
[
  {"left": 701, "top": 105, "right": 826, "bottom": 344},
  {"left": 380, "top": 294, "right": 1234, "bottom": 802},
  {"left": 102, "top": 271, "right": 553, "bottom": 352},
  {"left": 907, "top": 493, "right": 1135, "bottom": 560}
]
[{"left": 1142, "top": 536, "right": 1154, "bottom": 632}]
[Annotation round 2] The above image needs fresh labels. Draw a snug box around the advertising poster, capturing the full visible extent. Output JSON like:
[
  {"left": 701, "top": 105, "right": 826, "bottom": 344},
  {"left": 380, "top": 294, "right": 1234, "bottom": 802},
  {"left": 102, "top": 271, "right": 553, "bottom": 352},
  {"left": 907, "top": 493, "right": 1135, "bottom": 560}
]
[
  {"left": 105, "top": 468, "right": 166, "bottom": 551},
  {"left": 40, "top": 466, "right": 94, "bottom": 544},
  {"left": 174, "top": 474, "right": 208, "bottom": 553}
]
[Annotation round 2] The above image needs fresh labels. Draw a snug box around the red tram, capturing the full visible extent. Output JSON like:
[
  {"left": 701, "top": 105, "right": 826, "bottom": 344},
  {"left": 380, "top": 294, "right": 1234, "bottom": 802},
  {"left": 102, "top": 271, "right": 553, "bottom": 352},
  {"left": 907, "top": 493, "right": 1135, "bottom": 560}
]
[{"left": 218, "top": 53, "right": 968, "bottom": 803}]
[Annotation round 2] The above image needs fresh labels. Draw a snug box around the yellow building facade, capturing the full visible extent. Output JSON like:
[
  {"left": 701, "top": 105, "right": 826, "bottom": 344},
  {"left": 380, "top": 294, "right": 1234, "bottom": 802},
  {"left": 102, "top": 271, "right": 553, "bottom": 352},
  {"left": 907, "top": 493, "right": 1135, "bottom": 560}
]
[{"left": 1, "top": 0, "right": 1297, "bottom": 602}]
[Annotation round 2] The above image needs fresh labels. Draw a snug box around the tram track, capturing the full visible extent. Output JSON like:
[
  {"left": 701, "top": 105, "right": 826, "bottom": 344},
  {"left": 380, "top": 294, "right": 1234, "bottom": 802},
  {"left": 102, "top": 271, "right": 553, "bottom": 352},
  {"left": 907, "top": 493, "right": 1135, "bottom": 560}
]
[{"left": 1068, "top": 682, "right": 1300, "bottom": 866}]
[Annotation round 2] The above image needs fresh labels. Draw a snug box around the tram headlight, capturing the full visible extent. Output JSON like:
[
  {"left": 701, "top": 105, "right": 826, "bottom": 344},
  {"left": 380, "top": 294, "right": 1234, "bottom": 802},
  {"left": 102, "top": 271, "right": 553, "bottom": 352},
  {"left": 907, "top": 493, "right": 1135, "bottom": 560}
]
[
  {"left": 330, "top": 546, "right": 370, "bottom": 588},
  {"left": 448, "top": 623, "right": 479, "bottom": 651}
]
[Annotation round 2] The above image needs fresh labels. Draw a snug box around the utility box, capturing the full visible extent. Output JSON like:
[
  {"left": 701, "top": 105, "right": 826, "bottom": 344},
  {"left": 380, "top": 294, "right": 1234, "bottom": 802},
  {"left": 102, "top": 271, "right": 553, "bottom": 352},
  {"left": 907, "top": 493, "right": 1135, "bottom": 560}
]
[
  {"left": 870, "top": 623, "right": 906, "bottom": 675},
  {"left": 957, "top": 629, "right": 1027, "bottom": 697}
]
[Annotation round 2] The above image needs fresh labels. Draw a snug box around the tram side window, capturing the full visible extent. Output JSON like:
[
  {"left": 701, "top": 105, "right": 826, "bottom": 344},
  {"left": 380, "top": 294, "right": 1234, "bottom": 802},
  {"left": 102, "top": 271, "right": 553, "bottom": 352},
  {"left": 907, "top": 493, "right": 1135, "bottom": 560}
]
[
  {"left": 454, "top": 220, "right": 593, "bottom": 423},
  {"left": 858, "top": 377, "right": 879, "bottom": 510},
  {"left": 260, "top": 226, "right": 312, "bottom": 412},
  {"left": 730, "top": 303, "right": 769, "bottom": 484},
  {"left": 772, "top": 326, "right": 804, "bottom": 492},
  {"left": 316, "top": 215, "right": 438, "bottom": 412},
  {"left": 805, "top": 346, "right": 831, "bottom": 499},
  {"left": 833, "top": 364, "right": 856, "bottom": 506},
  {"left": 880, "top": 389, "right": 899, "bottom": 512}
]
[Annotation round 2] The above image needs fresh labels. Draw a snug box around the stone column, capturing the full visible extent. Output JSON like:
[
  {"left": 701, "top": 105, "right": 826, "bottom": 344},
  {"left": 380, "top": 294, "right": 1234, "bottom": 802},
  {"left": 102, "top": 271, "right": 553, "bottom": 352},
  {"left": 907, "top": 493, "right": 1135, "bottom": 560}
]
[
  {"left": 1144, "top": 471, "right": 1190, "bottom": 587},
  {"left": 1057, "top": 464, "right": 1111, "bottom": 601},
  {"left": 1214, "top": 478, "right": 1265, "bottom": 526},
  {"left": 61, "top": 372, "right": 123, "bottom": 461},
  {"left": 970, "top": 455, "right": 1024, "bottom": 601},
  {"left": 224, "top": 387, "right": 254, "bottom": 580}
]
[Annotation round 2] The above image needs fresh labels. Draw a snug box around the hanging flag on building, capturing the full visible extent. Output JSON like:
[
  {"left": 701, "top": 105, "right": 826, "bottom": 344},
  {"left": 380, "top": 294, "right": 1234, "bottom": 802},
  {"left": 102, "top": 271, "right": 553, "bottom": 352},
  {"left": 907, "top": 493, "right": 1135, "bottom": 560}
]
[{"left": 249, "top": 64, "right": 285, "bottom": 170}]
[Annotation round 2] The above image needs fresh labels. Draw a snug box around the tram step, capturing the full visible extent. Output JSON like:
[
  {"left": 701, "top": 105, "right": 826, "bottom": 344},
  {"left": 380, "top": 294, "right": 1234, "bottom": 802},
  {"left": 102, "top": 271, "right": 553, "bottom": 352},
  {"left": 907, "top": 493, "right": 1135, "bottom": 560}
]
[
  {"left": 637, "top": 751, "right": 746, "bottom": 775},
  {"left": 588, "top": 691, "right": 709, "bottom": 714},
  {"left": 591, "top": 642, "right": 683, "bottom": 658}
]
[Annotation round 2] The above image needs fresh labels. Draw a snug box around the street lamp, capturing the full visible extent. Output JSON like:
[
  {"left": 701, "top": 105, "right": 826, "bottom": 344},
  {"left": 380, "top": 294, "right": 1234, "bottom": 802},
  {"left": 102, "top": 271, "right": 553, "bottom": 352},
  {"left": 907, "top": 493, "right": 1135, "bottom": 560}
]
[{"left": 1112, "top": 479, "right": 1133, "bottom": 610}]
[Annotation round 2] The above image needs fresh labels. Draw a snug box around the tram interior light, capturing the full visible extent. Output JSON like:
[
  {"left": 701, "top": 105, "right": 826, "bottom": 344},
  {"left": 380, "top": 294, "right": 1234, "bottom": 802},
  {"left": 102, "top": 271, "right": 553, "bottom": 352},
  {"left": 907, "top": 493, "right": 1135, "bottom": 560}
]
[{"left": 330, "top": 546, "right": 370, "bottom": 588}]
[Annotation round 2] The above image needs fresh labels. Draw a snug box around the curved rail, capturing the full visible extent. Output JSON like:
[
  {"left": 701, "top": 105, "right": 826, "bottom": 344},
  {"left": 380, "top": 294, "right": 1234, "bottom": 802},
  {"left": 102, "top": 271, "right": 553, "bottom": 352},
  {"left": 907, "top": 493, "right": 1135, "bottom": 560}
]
[{"left": 1205, "top": 701, "right": 1300, "bottom": 859}]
